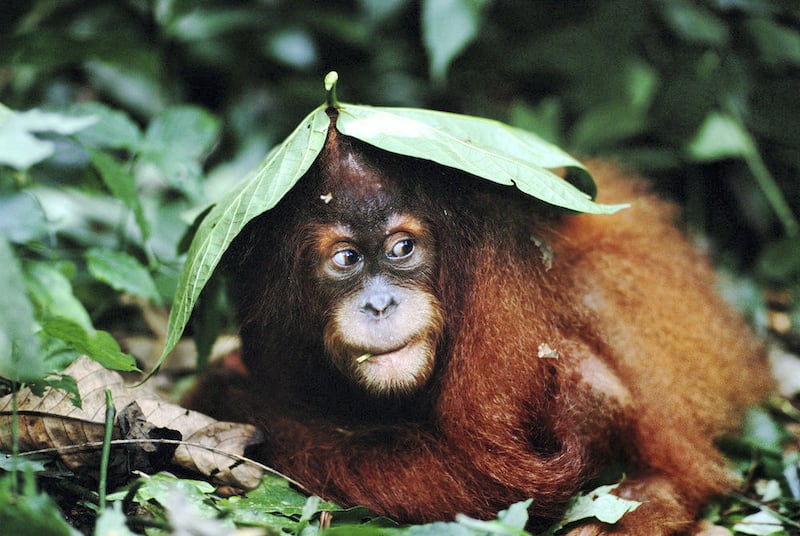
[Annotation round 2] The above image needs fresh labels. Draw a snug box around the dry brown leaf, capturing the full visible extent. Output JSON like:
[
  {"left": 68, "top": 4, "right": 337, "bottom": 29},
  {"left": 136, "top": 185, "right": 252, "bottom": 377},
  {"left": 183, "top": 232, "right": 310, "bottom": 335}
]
[{"left": 0, "top": 356, "right": 263, "bottom": 488}]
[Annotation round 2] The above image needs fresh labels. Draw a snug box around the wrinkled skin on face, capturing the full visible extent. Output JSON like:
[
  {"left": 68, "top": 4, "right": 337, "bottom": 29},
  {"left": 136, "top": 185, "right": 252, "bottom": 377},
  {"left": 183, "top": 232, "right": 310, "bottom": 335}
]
[{"left": 311, "top": 214, "right": 444, "bottom": 396}]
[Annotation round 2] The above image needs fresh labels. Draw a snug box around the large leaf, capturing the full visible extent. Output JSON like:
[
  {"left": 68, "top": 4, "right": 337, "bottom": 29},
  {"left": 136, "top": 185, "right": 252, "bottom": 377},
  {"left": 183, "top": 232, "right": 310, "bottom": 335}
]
[
  {"left": 154, "top": 105, "right": 330, "bottom": 374},
  {"left": 336, "top": 103, "right": 627, "bottom": 214}
]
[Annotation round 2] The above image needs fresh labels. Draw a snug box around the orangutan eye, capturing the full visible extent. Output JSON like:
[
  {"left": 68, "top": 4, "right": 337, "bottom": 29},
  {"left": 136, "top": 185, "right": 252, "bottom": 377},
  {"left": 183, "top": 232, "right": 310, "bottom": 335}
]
[
  {"left": 332, "top": 248, "right": 362, "bottom": 268},
  {"left": 387, "top": 238, "right": 415, "bottom": 259}
]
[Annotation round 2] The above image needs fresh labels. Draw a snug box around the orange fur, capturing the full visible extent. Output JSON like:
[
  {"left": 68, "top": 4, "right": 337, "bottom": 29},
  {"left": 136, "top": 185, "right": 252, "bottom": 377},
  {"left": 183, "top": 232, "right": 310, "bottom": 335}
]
[{"left": 186, "top": 136, "right": 771, "bottom": 534}]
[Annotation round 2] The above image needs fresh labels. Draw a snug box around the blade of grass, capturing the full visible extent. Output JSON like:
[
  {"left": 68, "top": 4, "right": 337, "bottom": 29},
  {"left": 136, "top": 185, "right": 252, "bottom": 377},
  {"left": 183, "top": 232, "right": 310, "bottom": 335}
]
[
  {"left": 743, "top": 145, "right": 798, "bottom": 237},
  {"left": 99, "top": 389, "right": 115, "bottom": 510},
  {"left": 11, "top": 383, "right": 19, "bottom": 495}
]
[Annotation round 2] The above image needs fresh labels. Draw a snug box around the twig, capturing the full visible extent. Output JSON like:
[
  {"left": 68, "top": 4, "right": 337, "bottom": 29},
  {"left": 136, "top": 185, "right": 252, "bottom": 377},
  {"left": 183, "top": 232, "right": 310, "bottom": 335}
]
[{"left": 9, "top": 437, "right": 310, "bottom": 494}]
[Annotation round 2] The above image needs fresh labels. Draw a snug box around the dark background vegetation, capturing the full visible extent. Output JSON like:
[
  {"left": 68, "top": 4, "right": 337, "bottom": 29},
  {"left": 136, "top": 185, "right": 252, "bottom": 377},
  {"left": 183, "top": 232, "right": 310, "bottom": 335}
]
[{"left": 1, "top": 0, "right": 799, "bottom": 533}]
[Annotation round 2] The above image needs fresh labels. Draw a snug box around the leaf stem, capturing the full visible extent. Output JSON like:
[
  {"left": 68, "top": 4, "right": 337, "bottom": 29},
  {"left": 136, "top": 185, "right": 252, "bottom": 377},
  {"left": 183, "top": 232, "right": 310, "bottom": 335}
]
[
  {"left": 11, "top": 383, "right": 19, "bottom": 494},
  {"left": 324, "top": 71, "right": 339, "bottom": 108},
  {"left": 99, "top": 389, "right": 115, "bottom": 510},
  {"left": 743, "top": 144, "right": 798, "bottom": 237},
  {"left": 724, "top": 107, "right": 799, "bottom": 237}
]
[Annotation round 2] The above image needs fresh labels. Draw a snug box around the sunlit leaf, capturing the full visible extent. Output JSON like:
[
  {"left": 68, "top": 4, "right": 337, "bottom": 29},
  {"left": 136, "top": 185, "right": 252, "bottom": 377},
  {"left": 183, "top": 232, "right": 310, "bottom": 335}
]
[
  {"left": 94, "top": 503, "right": 137, "bottom": 536},
  {"left": 124, "top": 472, "right": 215, "bottom": 508},
  {"left": 0, "top": 193, "right": 49, "bottom": 244},
  {"left": 755, "top": 479, "right": 783, "bottom": 502},
  {"left": 550, "top": 483, "right": 640, "bottom": 533},
  {"left": 422, "top": 0, "right": 487, "bottom": 83},
  {"left": 785, "top": 452, "right": 800, "bottom": 499},
  {"left": 360, "top": 0, "right": 409, "bottom": 24},
  {"left": 268, "top": 29, "right": 318, "bottom": 70},
  {"left": 84, "top": 59, "right": 167, "bottom": 119},
  {"left": 406, "top": 499, "right": 532, "bottom": 535},
  {"left": 337, "top": 103, "right": 626, "bottom": 213},
  {"left": 745, "top": 18, "right": 800, "bottom": 67},
  {"left": 688, "top": 113, "right": 753, "bottom": 161},
  {"left": 143, "top": 106, "right": 220, "bottom": 163},
  {"left": 219, "top": 474, "right": 340, "bottom": 524},
  {"left": 165, "top": 8, "right": 261, "bottom": 41},
  {"left": 732, "top": 509, "right": 785, "bottom": 536},
  {"left": 658, "top": 2, "right": 729, "bottom": 46},
  {"left": 454, "top": 499, "right": 532, "bottom": 535},
  {"left": 0, "top": 103, "right": 96, "bottom": 169},
  {"left": 42, "top": 318, "right": 137, "bottom": 372},
  {"left": 165, "top": 487, "right": 236, "bottom": 535},
  {"left": 24, "top": 261, "right": 94, "bottom": 332},
  {"left": 741, "top": 407, "right": 787, "bottom": 455},
  {"left": 156, "top": 105, "right": 329, "bottom": 375},
  {"left": 496, "top": 499, "right": 533, "bottom": 529}
]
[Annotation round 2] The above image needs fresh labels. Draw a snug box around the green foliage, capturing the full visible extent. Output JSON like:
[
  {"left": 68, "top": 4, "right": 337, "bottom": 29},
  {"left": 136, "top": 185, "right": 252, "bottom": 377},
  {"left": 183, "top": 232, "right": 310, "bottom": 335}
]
[
  {"left": 0, "top": 469, "right": 80, "bottom": 536},
  {"left": 0, "top": 236, "right": 46, "bottom": 382},
  {"left": 544, "top": 484, "right": 639, "bottom": 534},
  {"left": 93, "top": 503, "right": 137, "bottom": 536},
  {"left": 24, "top": 261, "right": 94, "bottom": 333},
  {"left": 422, "top": 0, "right": 488, "bottom": 84},
  {"left": 138, "top": 107, "right": 221, "bottom": 199},
  {"left": 108, "top": 472, "right": 541, "bottom": 535},
  {"left": 85, "top": 248, "right": 162, "bottom": 305},
  {"left": 41, "top": 318, "right": 136, "bottom": 372},
  {"left": 741, "top": 407, "right": 791, "bottom": 456},
  {"left": 406, "top": 499, "right": 533, "bottom": 536},
  {"left": 217, "top": 474, "right": 342, "bottom": 531},
  {"left": 712, "top": 408, "right": 800, "bottom": 535},
  {"left": 0, "top": 104, "right": 97, "bottom": 169},
  {"left": 119, "top": 472, "right": 218, "bottom": 517},
  {"left": 0, "top": 0, "right": 798, "bottom": 534},
  {"left": 0, "top": 98, "right": 220, "bottom": 378},
  {"left": 157, "top": 105, "right": 329, "bottom": 376}
]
